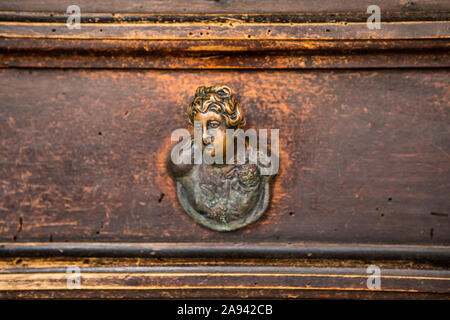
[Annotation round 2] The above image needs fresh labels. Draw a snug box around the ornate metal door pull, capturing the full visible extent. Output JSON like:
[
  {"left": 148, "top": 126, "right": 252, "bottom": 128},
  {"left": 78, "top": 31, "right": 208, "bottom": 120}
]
[{"left": 168, "top": 85, "right": 277, "bottom": 231}]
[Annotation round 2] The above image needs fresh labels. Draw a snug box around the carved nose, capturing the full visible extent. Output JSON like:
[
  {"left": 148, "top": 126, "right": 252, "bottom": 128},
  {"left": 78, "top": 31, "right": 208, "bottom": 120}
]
[{"left": 203, "top": 135, "right": 214, "bottom": 145}]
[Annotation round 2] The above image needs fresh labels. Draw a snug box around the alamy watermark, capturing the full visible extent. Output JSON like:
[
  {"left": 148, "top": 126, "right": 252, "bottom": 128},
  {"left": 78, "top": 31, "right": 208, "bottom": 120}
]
[
  {"left": 366, "top": 265, "right": 381, "bottom": 289},
  {"left": 66, "top": 5, "right": 81, "bottom": 29},
  {"left": 367, "top": 5, "right": 381, "bottom": 30},
  {"left": 66, "top": 265, "right": 81, "bottom": 289}
]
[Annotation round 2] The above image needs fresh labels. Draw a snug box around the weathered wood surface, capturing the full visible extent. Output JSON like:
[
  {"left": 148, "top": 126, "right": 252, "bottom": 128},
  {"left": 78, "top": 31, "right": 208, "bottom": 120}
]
[
  {"left": 0, "top": 257, "right": 448, "bottom": 298},
  {"left": 1, "top": 21, "right": 448, "bottom": 40},
  {"left": 0, "top": 0, "right": 449, "bottom": 299},
  {"left": 1, "top": 21, "right": 448, "bottom": 70},
  {"left": 1, "top": 289, "right": 448, "bottom": 299},
  {"left": 0, "top": 68, "right": 448, "bottom": 244},
  {"left": 1, "top": 243, "right": 449, "bottom": 264},
  {"left": 2, "top": 39, "right": 447, "bottom": 69},
  {"left": 1, "top": 267, "right": 448, "bottom": 293},
  {"left": 0, "top": 0, "right": 449, "bottom": 15}
]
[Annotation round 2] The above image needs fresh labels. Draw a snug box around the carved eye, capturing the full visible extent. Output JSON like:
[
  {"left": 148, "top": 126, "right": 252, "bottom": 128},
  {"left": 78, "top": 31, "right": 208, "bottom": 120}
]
[{"left": 208, "top": 121, "right": 220, "bottom": 129}]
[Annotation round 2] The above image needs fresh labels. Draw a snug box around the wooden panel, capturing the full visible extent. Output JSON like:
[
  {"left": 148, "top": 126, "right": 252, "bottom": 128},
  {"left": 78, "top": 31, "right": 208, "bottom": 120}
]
[
  {"left": 0, "top": 0, "right": 449, "bottom": 299},
  {"left": 1, "top": 267, "right": 449, "bottom": 293},
  {"left": 0, "top": 257, "right": 448, "bottom": 299},
  {"left": 1, "top": 243, "right": 449, "bottom": 262},
  {"left": 1, "top": 39, "right": 447, "bottom": 69},
  {"left": 0, "top": 68, "right": 448, "bottom": 244},
  {"left": 1, "top": 21, "right": 448, "bottom": 40},
  {"left": 1, "top": 289, "right": 448, "bottom": 299},
  {"left": 0, "top": 0, "right": 449, "bottom": 15},
  {"left": 1, "top": 21, "right": 448, "bottom": 69}
]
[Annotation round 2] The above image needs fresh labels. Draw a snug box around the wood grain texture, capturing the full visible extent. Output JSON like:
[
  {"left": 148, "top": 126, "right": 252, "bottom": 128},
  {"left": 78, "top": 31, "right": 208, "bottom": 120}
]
[
  {"left": 0, "top": 68, "right": 448, "bottom": 244},
  {"left": 1, "top": 50, "right": 447, "bottom": 69},
  {"left": 0, "top": 21, "right": 448, "bottom": 69},
  {"left": 1, "top": 243, "right": 449, "bottom": 263},
  {"left": 0, "top": 258, "right": 448, "bottom": 298},
  {"left": 0, "top": 0, "right": 449, "bottom": 15},
  {"left": 1, "top": 21, "right": 448, "bottom": 40},
  {"left": 1, "top": 289, "right": 449, "bottom": 299},
  {"left": 1, "top": 12, "right": 450, "bottom": 24},
  {"left": 0, "top": 0, "right": 449, "bottom": 299},
  {"left": 1, "top": 269, "right": 448, "bottom": 292}
]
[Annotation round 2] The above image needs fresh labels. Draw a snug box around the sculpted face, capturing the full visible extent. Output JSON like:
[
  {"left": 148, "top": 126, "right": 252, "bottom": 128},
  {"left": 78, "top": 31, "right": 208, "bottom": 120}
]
[
  {"left": 169, "top": 84, "right": 276, "bottom": 231},
  {"left": 194, "top": 111, "right": 228, "bottom": 160}
]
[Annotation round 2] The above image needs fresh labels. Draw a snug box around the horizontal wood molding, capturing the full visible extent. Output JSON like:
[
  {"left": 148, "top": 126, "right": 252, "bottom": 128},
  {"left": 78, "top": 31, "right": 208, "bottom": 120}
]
[
  {"left": 0, "top": 0, "right": 449, "bottom": 16},
  {"left": 0, "top": 21, "right": 448, "bottom": 69},
  {"left": 0, "top": 263, "right": 449, "bottom": 298},
  {"left": 1, "top": 12, "right": 449, "bottom": 24},
  {"left": 0, "top": 2, "right": 449, "bottom": 300},
  {"left": 1, "top": 50, "right": 448, "bottom": 69},
  {"left": 1, "top": 243, "right": 449, "bottom": 263},
  {"left": 0, "top": 21, "right": 449, "bottom": 40},
  {"left": 0, "top": 68, "right": 448, "bottom": 244},
  {"left": 1, "top": 289, "right": 448, "bottom": 299}
]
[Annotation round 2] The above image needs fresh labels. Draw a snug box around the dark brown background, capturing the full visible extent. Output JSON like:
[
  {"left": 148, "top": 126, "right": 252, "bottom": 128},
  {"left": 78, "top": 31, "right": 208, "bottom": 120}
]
[
  {"left": 0, "top": 0, "right": 449, "bottom": 299},
  {"left": 1, "top": 68, "right": 448, "bottom": 244}
]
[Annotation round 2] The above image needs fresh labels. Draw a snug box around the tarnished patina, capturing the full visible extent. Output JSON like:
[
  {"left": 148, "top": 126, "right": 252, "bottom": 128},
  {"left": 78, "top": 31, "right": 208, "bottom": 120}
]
[{"left": 168, "top": 85, "right": 276, "bottom": 231}]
